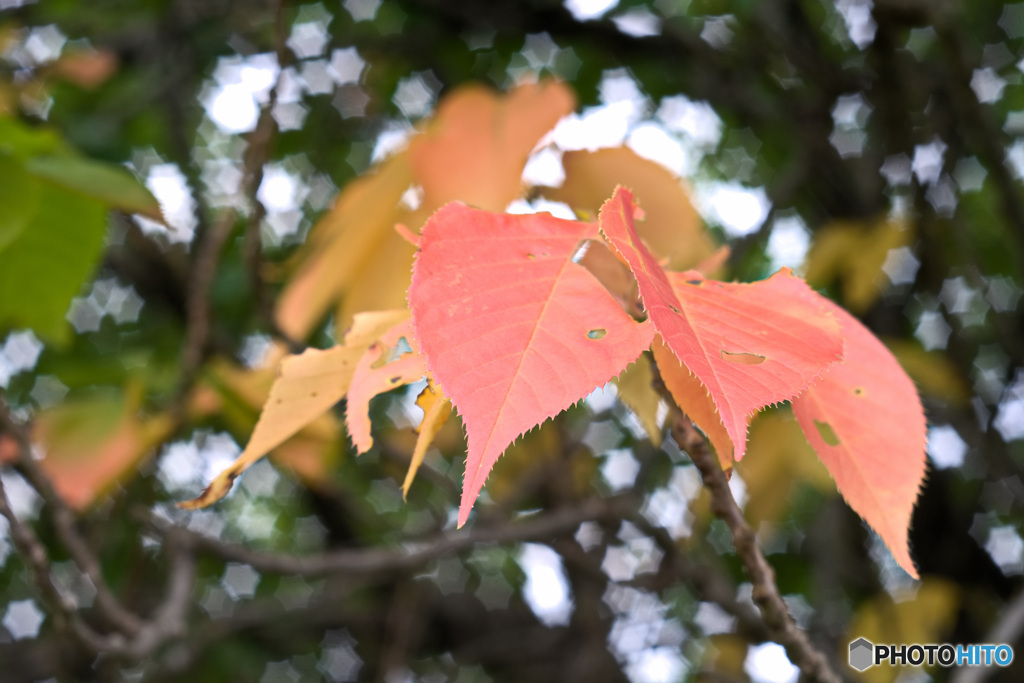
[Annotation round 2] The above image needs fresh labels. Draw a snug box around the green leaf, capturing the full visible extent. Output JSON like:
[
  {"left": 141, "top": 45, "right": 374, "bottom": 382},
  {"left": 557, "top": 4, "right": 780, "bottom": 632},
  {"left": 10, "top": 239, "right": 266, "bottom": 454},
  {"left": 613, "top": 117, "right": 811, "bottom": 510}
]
[
  {"left": 0, "top": 117, "right": 63, "bottom": 159},
  {"left": 26, "top": 154, "right": 163, "bottom": 220},
  {"left": 0, "top": 155, "right": 42, "bottom": 252},
  {"left": 0, "top": 183, "right": 108, "bottom": 343}
]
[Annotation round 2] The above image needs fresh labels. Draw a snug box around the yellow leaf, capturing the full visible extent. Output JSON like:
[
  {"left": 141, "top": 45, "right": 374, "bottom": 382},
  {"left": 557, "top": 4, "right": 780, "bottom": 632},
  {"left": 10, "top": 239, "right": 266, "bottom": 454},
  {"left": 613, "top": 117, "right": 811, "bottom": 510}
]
[
  {"left": 402, "top": 380, "right": 451, "bottom": 498},
  {"left": 180, "top": 309, "right": 408, "bottom": 509},
  {"left": 614, "top": 354, "right": 663, "bottom": 446},
  {"left": 702, "top": 634, "right": 749, "bottom": 681},
  {"left": 335, "top": 228, "right": 418, "bottom": 338},
  {"left": 275, "top": 154, "right": 414, "bottom": 340},
  {"left": 884, "top": 338, "right": 971, "bottom": 405},
  {"left": 735, "top": 409, "right": 835, "bottom": 531},
  {"left": 191, "top": 345, "right": 344, "bottom": 488},
  {"left": 804, "top": 216, "right": 912, "bottom": 313}
]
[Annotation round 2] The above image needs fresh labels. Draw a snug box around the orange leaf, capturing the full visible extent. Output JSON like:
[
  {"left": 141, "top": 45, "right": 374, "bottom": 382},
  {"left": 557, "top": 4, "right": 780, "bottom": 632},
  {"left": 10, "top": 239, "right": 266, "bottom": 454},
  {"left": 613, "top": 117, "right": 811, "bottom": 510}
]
[
  {"left": 652, "top": 337, "right": 734, "bottom": 470},
  {"left": 409, "top": 203, "right": 654, "bottom": 526},
  {"left": 613, "top": 352, "right": 663, "bottom": 447},
  {"left": 792, "top": 300, "right": 926, "bottom": 577},
  {"left": 410, "top": 81, "right": 576, "bottom": 212},
  {"left": 599, "top": 187, "right": 844, "bottom": 461},
  {"left": 346, "top": 317, "right": 427, "bottom": 453}
]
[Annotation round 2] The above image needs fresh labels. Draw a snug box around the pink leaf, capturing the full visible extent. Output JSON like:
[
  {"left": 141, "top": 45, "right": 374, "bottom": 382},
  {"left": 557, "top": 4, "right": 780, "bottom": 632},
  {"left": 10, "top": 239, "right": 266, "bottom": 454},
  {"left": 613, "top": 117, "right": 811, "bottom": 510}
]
[
  {"left": 599, "top": 187, "right": 844, "bottom": 461},
  {"left": 792, "top": 300, "right": 926, "bottom": 577},
  {"left": 409, "top": 203, "right": 654, "bottom": 526},
  {"left": 346, "top": 318, "right": 427, "bottom": 454}
]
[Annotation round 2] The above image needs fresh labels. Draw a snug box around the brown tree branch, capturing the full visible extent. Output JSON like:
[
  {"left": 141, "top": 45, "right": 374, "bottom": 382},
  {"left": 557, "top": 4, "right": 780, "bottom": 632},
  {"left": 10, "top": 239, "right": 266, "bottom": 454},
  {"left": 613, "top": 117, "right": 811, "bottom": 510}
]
[
  {"left": 139, "top": 494, "right": 634, "bottom": 577},
  {"left": 645, "top": 364, "right": 842, "bottom": 683}
]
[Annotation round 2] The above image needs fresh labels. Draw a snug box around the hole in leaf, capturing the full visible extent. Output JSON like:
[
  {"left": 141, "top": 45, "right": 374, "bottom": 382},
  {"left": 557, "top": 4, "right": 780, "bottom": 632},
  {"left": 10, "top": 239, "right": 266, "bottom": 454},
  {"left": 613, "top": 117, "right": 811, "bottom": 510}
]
[
  {"left": 685, "top": 279, "right": 702, "bottom": 286},
  {"left": 393, "top": 337, "right": 413, "bottom": 357},
  {"left": 854, "top": 387, "right": 865, "bottom": 396},
  {"left": 389, "top": 376, "right": 402, "bottom": 384},
  {"left": 370, "top": 337, "right": 415, "bottom": 369},
  {"left": 814, "top": 420, "right": 841, "bottom": 447},
  {"left": 669, "top": 305, "right": 682, "bottom": 314},
  {"left": 720, "top": 350, "right": 766, "bottom": 365},
  {"left": 587, "top": 328, "right": 607, "bottom": 340}
]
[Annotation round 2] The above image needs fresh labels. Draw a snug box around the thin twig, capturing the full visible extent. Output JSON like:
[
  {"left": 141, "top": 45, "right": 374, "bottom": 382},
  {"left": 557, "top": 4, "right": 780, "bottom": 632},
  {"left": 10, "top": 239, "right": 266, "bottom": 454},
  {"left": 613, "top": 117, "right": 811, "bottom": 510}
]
[
  {"left": 140, "top": 495, "right": 632, "bottom": 577},
  {"left": 176, "top": 207, "right": 238, "bottom": 402},
  {"left": 242, "top": 0, "right": 293, "bottom": 338}
]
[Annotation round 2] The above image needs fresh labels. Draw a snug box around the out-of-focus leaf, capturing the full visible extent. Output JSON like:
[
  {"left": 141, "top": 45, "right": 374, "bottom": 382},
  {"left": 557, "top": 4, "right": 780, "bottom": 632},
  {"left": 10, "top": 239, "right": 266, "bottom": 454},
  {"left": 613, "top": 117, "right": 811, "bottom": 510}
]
[
  {"left": 276, "top": 80, "right": 575, "bottom": 340},
  {"left": 32, "top": 386, "right": 173, "bottom": 509},
  {"left": 0, "top": 182, "right": 107, "bottom": 343},
  {"left": 844, "top": 578, "right": 960, "bottom": 683},
  {"left": 26, "top": 154, "right": 162, "bottom": 220},
  {"left": 0, "top": 117, "right": 63, "bottom": 158},
  {"left": 275, "top": 154, "right": 414, "bottom": 340},
  {"left": 885, "top": 338, "right": 971, "bottom": 405},
  {"left": 0, "top": 155, "right": 41, "bottom": 252},
  {"left": 544, "top": 146, "right": 716, "bottom": 271},
  {"left": 804, "top": 216, "right": 911, "bottom": 313},
  {"left": 702, "top": 635, "right": 749, "bottom": 682},
  {"left": 51, "top": 48, "right": 119, "bottom": 89},
  {"left": 736, "top": 410, "right": 835, "bottom": 531},
  {"left": 410, "top": 80, "right": 576, "bottom": 211},
  {"left": 335, "top": 228, "right": 417, "bottom": 338}
]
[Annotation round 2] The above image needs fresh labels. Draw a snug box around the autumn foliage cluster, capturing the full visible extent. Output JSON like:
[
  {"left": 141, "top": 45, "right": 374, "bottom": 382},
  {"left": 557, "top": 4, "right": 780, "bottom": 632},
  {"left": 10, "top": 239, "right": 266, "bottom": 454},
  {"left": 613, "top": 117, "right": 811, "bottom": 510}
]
[{"left": 178, "top": 81, "right": 927, "bottom": 577}]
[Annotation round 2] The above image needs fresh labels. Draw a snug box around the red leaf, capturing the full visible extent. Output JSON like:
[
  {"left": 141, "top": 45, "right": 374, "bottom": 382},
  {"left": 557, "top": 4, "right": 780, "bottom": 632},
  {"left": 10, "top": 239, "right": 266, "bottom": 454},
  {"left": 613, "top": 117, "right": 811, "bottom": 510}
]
[
  {"left": 792, "top": 300, "right": 926, "bottom": 577},
  {"left": 409, "top": 203, "right": 654, "bottom": 526},
  {"left": 346, "top": 318, "right": 426, "bottom": 453},
  {"left": 600, "top": 187, "right": 844, "bottom": 461}
]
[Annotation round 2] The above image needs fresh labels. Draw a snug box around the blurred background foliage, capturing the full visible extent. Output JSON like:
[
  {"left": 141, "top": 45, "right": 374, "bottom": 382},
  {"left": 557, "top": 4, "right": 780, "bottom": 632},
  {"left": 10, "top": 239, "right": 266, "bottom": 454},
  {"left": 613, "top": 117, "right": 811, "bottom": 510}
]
[{"left": 0, "top": 0, "right": 1023, "bottom": 681}]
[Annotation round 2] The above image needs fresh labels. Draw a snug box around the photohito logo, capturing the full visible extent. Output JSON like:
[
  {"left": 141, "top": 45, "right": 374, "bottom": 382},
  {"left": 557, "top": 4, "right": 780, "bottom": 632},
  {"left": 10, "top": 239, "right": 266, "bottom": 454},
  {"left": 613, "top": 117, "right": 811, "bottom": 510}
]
[{"left": 849, "top": 638, "right": 1014, "bottom": 671}]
